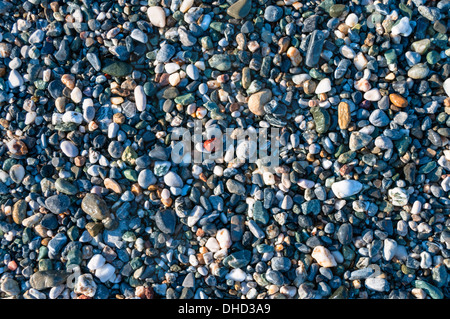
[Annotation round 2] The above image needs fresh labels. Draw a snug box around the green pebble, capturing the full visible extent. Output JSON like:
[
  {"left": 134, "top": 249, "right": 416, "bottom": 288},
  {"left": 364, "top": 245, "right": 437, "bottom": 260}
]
[
  {"left": 121, "top": 146, "right": 138, "bottom": 165},
  {"left": 426, "top": 50, "right": 440, "bottom": 64},
  {"left": 67, "top": 226, "right": 79, "bottom": 241},
  {"left": 394, "top": 136, "right": 412, "bottom": 155},
  {"left": 414, "top": 280, "right": 444, "bottom": 299},
  {"left": 209, "top": 22, "right": 226, "bottom": 33},
  {"left": 174, "top": 93, "right": 195, "bottom": 105},
  {"left": 329, "top": 4, "right": 346, "bottom": 17},
  {"left": 200, "top": 36, "right": 213, "bottom": 50},
  {"left": 143, "top": 82, "right": 157, "bottom": 96},
  {"left": 38, "top": 259, "right": 53, "bottom": 271},
  {"left": 22, "top": 228, "right": 33, "bottom": 244},
  {"left": 337, "top": 150, "right": 356, "bottom": 164},
  {"left": 122, "top": 231, "right": 136, "bottom": 242},
  {"left": 398, "top": 3, "right": 412, "bottom": 19},
  {"left": 101, "top": 60, "right": 133, "bottom": 77},
  {"left": 172, "top": 11, "right": 183, "bottom": 21},
  {"left": 309, "top": 68, "right": 325, "bottom": 80},
  {"left": 310, "top": 107, "right": 331, "bottom": 134},
  {"left": 129, "top": 277, "right": 142, "bottom": 288},
  {"left": 208, "top": 54, "right": 232, "bottom": 71},
  {"left": 252, "top": 200, "right": 269, "bottom": 225},
  {"left": 130, "top": 257, "right": 143, "bottom": 270},
  {"left": 384, "top": 49, "right": 397, "bottom": 64},
  {"left": 329, "top": 286, "right": 348, "bottom": 299},
  {"left": 123, "top": 169, "right": 138, "bottom": 182},
  {"left": 319, "top": 0, "right": 335, "bottom": 13},
  {"left": 342, "top": 245, "right": 355, "bottom": 261},
  {"left": 55, "top": 178, "right": 78, "bottom": 195},
  {"left": 419, "top": 161, "right": 437, "bottom": 174}
]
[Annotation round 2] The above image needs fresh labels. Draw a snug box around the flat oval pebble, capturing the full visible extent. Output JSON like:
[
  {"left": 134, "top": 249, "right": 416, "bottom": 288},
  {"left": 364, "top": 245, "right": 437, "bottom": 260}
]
[
  {"left": 331, "top": 180, "right": 363, "bottom": 198},
  {"left": 60, "top": 140, "right": 79, "bottom": 158},
  {"left": 134, "top": 85, "right": 146, "bottom": 112},
  {"left": 314, "top": 78, "right": 331, "bottom": 94},
  {"left": 163, "top": 171, "right": 183, "bottom": 188}
]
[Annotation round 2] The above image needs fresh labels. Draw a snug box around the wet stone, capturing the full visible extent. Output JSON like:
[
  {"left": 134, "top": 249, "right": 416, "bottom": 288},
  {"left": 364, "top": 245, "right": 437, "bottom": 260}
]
[
  {"left": 81, "top": 193, "right": 111, "bottom": 221},
  {"left": 45, "top": 195, "right": 70, "bottom": 214}
]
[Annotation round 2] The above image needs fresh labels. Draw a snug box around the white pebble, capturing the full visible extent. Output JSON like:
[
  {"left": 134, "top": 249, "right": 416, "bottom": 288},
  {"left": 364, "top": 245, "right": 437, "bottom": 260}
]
[
  {"left": 70, "top": 87, "right": 82, "bottom": 103},
  {"left": 186, "top": 64, "right": 199, "bottom": 80},
  {"left": 345, "top": 13, "right": 359, "bottom": 27},
  {"left": 147, "top": 6, "right": 166, "bottom": 28},
  {"left": 62, "top": 111, "right": 83, "bottom": 124},
  {"left": 364, "top": 88, "right": 381, "bottom": 101},
  {"left": 8, "top": 70, "right": 24, "bottom": 88},
  {"left": 94, "top": 263, "right": 115, "bottom": 283},
  {"left": 134, "top": 85, "right": 146, "bottom": 112},
  {"left": 312, "top": 246, "right": 337, "bottom": 268},
  {"left": 314, "top": 78, "right": 332, "bottom": 94},
  {"left": 443, "top": 78, "right": 450, "bottom": 97},
  {"left": 60, "top": 140, "right": 79, "bottom": 158},
  {"left": 87, "top": 254, "right": 106, "bottom": 270},
  {"left": 391, "top": 17, "right": 412, "bottom": 37}
]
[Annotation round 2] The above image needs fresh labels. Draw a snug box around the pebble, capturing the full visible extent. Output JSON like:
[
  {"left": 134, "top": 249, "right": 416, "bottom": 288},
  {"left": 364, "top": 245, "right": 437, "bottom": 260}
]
[
  {"left": 264, "top": 6, "right": 283, "bottom": 22},
  {"left": 248, "top": 89, "right": 272, "bottom": 116},
  {"left": 388, "top": 187, "right": 409, "bottom": 206},
  {"left": 95, "top": 264, "right": 116, "bottom": 283},
  {"left": 315, "top": 78, "right": 331, "bottom": 94},
  {"left": 408, "top": 63, "right": 429, "bottom": 79},
  {"left": 155, "top": 210, "right": 176, "bottom": 234},
  {"left": 227, "top": 0, "right": 252, "bottom": 19},
  {"left": 30, "top": 271, "right": 69, "bottom": 291},
  {"left": 87, "top": 254, "right": 106, "bottom": 271},
  {"left": 391, "top": 17, "right": 412, "bottom": 36},
  {"left": 138, "top": 169, "right": 156, "bottom": 189},
  {"left": 443, "top": 78, "right": 450, "bottom": 97},
  {"left": 364, "top": 88, "right": 382, "bottom": 101},
  {"left": 10, "top": 164, "right": 25, "bottom": 184},
  {"left": 147, "top": 6, "right": 166, "bottom": 28},
  {"left": 1, "top": 277, "right": 20, "bottom": 296},
  {"left": 383, "top": 239, "right": 398, "bottom": 261},
  {"left": 131, "top": 29, "right": 148, "bottom": 44},
  {"left": 164, "top": 171, "right": 183, "bottom": 188},
  {"left": 134, "top": 85, "right": 146, "bottom": 112},
  {"left": 365, "top": 278, "right": 389, "bottom": 292},
  {"left": 60, "top": 141, "right": 79, "bottom": 158},
  {"left": 311, "top": 246, "right": 337, "bottom": 268},
  {"left": 74, "top": 274, "right": 97, "bottom": 297},
  {"left": 369, "top": 109, "right": 390, "bottom": 127},
  {"left": 81, "top": 193, "right": 111, "bottom": 221},
  {"left": 8, "top": 70, "right": 24, "bottom": 88},
  {"left": 305, "top": 30, "right": 325, "bottom": 68},
  {"left": 45, "top": 195, "right": 70, "bottom": 214},
  {"left": 331, "top": 180, "right": 363, "bottom": 198},
  {"left": 389, "top": 94, "right": 408, "bottom": 108}
]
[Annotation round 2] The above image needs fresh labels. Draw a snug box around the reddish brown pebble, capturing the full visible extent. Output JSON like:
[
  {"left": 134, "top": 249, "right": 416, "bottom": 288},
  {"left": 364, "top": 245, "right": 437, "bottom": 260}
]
[
  {"left": 338, "top": 101, "right": 351, "bottom": 130},
  {"left": 389, "top": 93, "right": 408, "bottom": 108},
  {"left": 61, "top": 74, "right": 75, "bottom": 89}
]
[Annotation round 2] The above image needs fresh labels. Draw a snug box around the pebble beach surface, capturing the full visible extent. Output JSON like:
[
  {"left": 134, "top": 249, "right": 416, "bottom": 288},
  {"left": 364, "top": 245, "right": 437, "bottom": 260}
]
[{"left": 0, "top": 0, "right": 450, "bottom": 300}]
